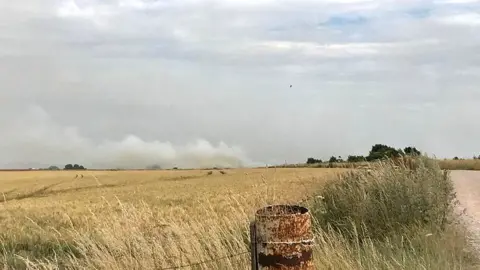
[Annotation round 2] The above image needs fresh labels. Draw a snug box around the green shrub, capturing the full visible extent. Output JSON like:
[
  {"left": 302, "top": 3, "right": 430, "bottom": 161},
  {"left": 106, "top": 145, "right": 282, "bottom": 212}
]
[{"left": 311, "top": 156, "right": 456, "bottom": 242}]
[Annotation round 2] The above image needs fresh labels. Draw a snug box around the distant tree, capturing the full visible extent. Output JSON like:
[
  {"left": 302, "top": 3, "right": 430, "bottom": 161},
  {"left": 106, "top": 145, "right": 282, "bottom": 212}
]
[
  {"left": 64, "top": 164, "right": 86, "bottom": 170},
  {"left": 453, "top": 157, "right": 459, "bottom": 160},
  {"left": 72, "top": 164, "right": 86, "bottom": 170},
  {"left": 329, "top": 156, "right": 338, "bottom": 163},
  {"left": 404, "top": 146, "right": 421, "bottom": 156},
  {"left": 366, "top": 144, "right": 401, "bottom": 161},
  {"left": 306, "top": 157, "right": 322, "bottom": 164},
  {"left": 347, "top": 155, "right": 366, "bottom": 162},
  {"left": 48, "top": 165, "right": 60, "bottom": 170}
]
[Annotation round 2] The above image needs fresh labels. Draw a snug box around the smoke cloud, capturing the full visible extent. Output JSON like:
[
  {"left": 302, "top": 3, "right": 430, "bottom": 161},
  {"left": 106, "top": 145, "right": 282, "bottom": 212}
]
[{"left": 0, "top": 105, "right": 256, "bottom": 169}]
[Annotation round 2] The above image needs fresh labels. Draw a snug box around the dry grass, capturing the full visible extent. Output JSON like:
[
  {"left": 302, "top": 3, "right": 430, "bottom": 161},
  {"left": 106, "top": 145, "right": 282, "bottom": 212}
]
[
  {"left": 438, "top": 159, "right": 480, "bottom": 171},
  {"left": 310, "top": 157, "right": 477, "bottom": 269},
  {"left": 268, "top": 162, "right": 370, "bottom": 169},
  {"left": 292, "top": 158, "right": 480, "bottom": 171},
  {"left": 0, "top": 162, "right": 476, "bottom": 269},
  {"left": 0, "top": 167, "right": 342, "bottom": 269},
  {"left": 0, "top": 168, "right": 341, "bottom": 217}
]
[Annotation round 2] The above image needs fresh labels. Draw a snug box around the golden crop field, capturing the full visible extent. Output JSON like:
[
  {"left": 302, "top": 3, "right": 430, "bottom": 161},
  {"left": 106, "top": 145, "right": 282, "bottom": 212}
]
[{"left": 0, "top": 168, "right": 343, "bottom": 269}]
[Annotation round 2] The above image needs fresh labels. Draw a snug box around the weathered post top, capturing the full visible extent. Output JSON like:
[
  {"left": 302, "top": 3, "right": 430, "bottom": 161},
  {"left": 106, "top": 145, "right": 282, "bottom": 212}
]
[{"left": 253, "top": 205, "right": 314, "bottom": 269}]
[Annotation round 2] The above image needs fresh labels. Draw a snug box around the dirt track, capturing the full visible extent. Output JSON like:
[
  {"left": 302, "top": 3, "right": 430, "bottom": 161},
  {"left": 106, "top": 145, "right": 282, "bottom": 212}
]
[{"left": 451, "top": 171, "right": 480, "bottom": 253}]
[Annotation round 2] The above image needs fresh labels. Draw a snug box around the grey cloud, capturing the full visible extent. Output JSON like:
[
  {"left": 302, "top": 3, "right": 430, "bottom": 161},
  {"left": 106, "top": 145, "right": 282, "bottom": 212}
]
[{"left": 1, "top": 0, "right": 480, "bottom": 168}]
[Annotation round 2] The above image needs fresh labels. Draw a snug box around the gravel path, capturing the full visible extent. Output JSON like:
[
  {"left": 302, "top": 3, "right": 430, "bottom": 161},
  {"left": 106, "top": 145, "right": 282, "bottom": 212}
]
[{"left": 451, "top": 171, "right": 480, "bottom": 255}]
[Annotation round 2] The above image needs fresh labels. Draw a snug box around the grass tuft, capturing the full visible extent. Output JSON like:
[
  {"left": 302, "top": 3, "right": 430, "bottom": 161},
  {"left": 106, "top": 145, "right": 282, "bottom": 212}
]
[{"left": 309, "top": 156, "right": 477, "bottom": 269}]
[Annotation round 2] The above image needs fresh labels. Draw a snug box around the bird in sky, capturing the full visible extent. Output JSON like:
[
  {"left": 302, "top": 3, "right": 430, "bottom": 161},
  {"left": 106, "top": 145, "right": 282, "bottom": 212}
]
[{"left": 290, "top": 84, "right": 292, "bottom": 88}]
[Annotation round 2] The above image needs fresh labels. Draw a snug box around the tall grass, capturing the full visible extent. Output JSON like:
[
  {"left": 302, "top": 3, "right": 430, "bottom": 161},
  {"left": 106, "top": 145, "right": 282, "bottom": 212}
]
[
  {"left": 280, "top": 158, "right": 480, "bottom": 171},
  {"left": 308, "top": 156, "right": 477, "bottom": 269},
  {"left": 0, "top": 158, "right": 477, "bottom": 269},
  {"left": 311, "top": 157, "right": 455, "bottom": 240},
  {"left": 438, "top": 159, "right": 480, "bottom": 171}
]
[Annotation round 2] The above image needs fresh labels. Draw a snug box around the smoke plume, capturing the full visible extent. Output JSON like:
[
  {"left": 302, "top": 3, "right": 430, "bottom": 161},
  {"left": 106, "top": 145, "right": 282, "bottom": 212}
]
[{"left": 0, "top": 105, "right": 255, "bottom": 169}]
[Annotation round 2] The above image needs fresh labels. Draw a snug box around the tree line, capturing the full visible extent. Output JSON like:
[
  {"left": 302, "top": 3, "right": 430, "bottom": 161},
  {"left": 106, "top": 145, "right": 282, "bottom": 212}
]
[
  {"left": 44, "top": 164, "right": 87, "bottom": 170},
  {"left": 306, "top": 144, "right": 422, "bottom": 164}
]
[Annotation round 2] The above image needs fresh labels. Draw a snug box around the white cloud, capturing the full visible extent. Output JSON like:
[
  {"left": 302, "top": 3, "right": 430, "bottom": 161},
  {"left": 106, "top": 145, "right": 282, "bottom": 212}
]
[
  {"left": 435, "top": 12, "right": 480, "bottom": 26},
  {"left": 1, "top": 0, "right": 480, "bottom": 167},
  {"left": 435, "top": 0, "right": 480, "bottom": 4},
  {"left": 56, "top": 0, "right": 115, "bottom": 28},
  {"left": 254, "top": 41, "right": 381, "bottom": 57},
  {"left": 251, "top": 39, "right": 443, "bottom": 59}
]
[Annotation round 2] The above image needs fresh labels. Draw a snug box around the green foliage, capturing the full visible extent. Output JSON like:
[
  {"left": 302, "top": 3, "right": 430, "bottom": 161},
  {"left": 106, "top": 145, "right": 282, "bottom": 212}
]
[
  {"left": 329, "top": 156, "right": 339, "bottom": 163},
  {"left": 64, "top": 164, "right": 86, "bottom": 170},
  {"left": 306, "top": 144, "right": 422, "bottom": 165},
  {"left": 307, "top": 157, "right": 322, "bottom": 164},
  {"left": 48, "top": 165, "right": 60, "bottom": 170},
  {"left": 366, "top": 144, "right": 402, "bottom": 161},
  {"left": 404, "top": 146, "right": 421, "bottom": 156},
  {"left": 347, "top": 155, "right": 365, "bottom": 162},
  {"left": 311, "top": 156, "right": 457, "bottom": 242}
]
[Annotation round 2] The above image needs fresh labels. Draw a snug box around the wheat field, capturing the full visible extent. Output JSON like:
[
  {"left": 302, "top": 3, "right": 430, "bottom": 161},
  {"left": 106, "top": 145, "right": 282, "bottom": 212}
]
[
  {"left": 0, "top": 168, "right": 342, "bottom": 269},
  {"left": 0, "top": 163, "right": 474, "bottom": 269},
  {"left": 438, "top": 159, "right": 480, "bottom": 171}
]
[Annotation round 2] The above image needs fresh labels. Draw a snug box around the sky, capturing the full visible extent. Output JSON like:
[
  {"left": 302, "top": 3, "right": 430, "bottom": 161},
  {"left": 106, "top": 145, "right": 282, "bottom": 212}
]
[{"left": 1, "top": 0, "right": 480, "bottom": 169}]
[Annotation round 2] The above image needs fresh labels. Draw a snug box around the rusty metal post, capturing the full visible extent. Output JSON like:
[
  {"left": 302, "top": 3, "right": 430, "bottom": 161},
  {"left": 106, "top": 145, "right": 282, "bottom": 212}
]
[
  {"left": 250, "top": 221, "right": 258, "bottom": 270},
  {"left": 254, "top": 205, "right": 314, "bottom": 269}
]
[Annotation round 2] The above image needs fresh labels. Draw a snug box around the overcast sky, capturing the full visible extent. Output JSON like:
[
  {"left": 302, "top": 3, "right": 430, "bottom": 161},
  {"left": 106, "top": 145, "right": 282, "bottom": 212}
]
[{"left": 1, "top": 0, "right": 479, "bottom": 168}]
